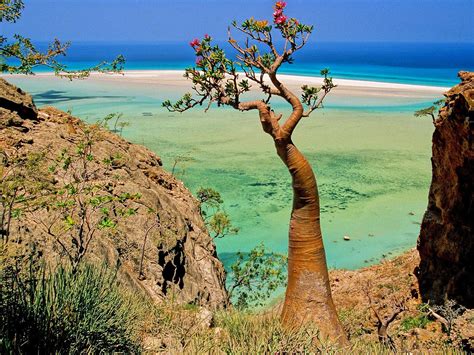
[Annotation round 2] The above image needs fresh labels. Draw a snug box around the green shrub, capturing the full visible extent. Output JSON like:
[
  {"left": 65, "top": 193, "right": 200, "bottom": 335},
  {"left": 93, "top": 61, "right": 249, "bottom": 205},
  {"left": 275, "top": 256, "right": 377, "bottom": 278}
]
[
  {"left": 1, "top": 262, "right": 141, "bottom": 353},
  {"left": 228, "top": 243, "right": 287, "bottom": 309},
  {"left": 400, "top": 312, "right": 431, "bottom": 331}
]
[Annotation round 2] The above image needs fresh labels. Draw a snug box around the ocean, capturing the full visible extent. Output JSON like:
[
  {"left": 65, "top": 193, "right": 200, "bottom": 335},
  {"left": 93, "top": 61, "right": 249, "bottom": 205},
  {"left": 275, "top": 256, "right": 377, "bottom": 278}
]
[{"left": 31, "top": 41, "right": 474, "bottom": 87}]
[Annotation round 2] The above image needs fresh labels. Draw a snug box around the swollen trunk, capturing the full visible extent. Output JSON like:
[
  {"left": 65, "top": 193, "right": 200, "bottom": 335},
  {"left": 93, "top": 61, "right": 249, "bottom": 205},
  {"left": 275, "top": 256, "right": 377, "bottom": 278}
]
[{"left": 276, "top": 141, "right": 347, "bottom": 344}]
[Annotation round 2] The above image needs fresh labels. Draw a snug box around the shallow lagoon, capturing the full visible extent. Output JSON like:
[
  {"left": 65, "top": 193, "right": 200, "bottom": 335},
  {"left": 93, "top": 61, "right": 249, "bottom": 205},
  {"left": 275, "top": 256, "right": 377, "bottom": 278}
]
[{"left": 7, "top": 75, "right": 436, "bottom": 269}]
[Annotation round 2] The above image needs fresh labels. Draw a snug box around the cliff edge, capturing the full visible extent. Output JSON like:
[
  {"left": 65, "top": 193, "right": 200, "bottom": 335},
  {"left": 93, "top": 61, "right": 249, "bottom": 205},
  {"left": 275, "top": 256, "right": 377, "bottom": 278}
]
[
  {"left": 0, "top": 78, "right": 228, "bottom": 309},
  {"left": 417, "top": 71, "right": 474, "bottom": 308}
]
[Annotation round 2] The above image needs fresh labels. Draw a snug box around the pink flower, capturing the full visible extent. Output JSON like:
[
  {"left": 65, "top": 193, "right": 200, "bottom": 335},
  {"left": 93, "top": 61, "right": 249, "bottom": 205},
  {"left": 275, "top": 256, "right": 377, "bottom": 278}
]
[
  {"left": 273, "top": 9, "right": 283, "bottom": 17},
  {"left": 273, "top": 2, "right": 287, "bottom": 25},
  {"left": 189, "top": 38, "right": 200, "bottom": 47},
  {"left": 275, "top": 1, "right": 286, "bottom": 9},
  {"left": 204, "top": 34, "right": 210, "bottom": 39},
  {"left": 274, "top": 15, "right": 287, "bottom": 24},
  {"left": 196, "top": 57, "right": 203, "bottom": 66}
]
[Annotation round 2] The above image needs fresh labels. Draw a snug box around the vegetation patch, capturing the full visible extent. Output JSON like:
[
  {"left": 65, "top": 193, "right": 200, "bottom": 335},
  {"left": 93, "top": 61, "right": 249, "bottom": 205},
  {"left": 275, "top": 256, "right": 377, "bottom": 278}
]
[{"left": 0, "top": 261, "right": 143, "bottom": 353}]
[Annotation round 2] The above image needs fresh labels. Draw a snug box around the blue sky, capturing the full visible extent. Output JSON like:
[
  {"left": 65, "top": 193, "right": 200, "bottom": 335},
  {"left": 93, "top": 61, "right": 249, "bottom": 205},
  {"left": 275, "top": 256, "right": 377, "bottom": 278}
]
[{"left": 3, "top": 0, "right": 474, "bottom": 43}]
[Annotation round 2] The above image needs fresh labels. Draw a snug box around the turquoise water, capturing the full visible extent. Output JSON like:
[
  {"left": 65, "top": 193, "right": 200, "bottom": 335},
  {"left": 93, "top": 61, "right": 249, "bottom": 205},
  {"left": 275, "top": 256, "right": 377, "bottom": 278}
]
[
  {"left": 5, "top": 73, "right": 437, "bottom": 270},
  {"left": 28, "top": 41, "right": 474, "bottom": 87},
  {"left": 32, "top": 60, "right": 461, "bottom": 87}
]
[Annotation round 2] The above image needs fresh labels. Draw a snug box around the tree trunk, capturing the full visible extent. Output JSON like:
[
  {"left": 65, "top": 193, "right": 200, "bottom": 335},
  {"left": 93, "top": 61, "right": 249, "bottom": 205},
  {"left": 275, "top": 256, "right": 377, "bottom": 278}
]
[{"left": 276, "top": 140, "right": 348, "bottom": 345}]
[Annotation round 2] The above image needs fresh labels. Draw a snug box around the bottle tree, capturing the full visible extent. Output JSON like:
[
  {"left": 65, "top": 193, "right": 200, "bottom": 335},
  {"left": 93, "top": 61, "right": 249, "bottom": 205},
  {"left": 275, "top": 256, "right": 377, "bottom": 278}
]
[{"left": 163, "top": 1, "right": 347, "bottom": 344}]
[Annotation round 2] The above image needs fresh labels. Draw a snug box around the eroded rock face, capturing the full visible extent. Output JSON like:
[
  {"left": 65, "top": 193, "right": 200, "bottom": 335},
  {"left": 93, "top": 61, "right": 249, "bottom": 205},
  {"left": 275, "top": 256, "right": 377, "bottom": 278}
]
[
  {"left": 0, "top": 78, "right": 228, "bottom": 309},
  {"left": 0, "top": 78, "right": 37, "bottom": 122},
  {"left": 417, "top": 71, "right": 474, "bottom": 308}
]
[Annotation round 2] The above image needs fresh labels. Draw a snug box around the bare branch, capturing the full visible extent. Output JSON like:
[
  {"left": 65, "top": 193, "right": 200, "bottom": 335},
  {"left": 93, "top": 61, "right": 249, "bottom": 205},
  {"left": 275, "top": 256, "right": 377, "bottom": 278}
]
[
  {"left": 428, "top": 307, "right": 449, "bottom": 327},
  {"left": 302, "top": 89, "right": 329, "bottom": 117}
]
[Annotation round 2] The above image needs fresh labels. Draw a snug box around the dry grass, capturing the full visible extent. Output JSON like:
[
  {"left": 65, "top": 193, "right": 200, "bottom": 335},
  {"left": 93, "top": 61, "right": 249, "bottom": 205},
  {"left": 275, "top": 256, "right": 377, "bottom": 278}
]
[
  {"left": 137, "top": 250, "right": 470, "bottom": 354},
  {"left": 139, "top": 304, "right": 439, "bottom": 354}
]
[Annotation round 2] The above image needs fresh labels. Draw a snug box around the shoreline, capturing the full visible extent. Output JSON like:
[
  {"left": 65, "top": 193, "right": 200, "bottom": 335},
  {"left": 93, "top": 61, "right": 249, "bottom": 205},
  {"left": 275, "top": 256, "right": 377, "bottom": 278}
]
[
  {"left": 6, "top": 70, "right": 449, "bottom": 98},
  {"left": 115, "top": 70, "right": 450, "bottom": 91}
]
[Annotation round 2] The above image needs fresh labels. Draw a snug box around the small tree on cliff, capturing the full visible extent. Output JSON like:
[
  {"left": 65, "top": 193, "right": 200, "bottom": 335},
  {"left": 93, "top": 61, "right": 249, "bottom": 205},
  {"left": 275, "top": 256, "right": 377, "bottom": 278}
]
[
  {"left": 163, "top": 1, "right": 347, "bottom": 344},
  {"left": 414, "top": 99, "right": 445, "bottom": 124}
]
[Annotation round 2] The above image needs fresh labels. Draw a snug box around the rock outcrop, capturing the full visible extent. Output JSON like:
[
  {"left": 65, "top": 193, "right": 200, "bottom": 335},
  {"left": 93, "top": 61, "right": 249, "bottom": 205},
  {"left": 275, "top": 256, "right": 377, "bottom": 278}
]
[
  {"left": 0, "top": 78, "right": 228, "bottom": 309},
  {"left": 417, "top": 71, "right": 474, "bottom": 308}
]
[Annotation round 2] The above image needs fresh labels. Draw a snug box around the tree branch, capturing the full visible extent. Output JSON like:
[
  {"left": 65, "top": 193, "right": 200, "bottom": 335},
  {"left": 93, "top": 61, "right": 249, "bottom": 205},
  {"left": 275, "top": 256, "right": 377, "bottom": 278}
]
[{"left": 238, "top": 100, "right": 281, "bottom": 138}]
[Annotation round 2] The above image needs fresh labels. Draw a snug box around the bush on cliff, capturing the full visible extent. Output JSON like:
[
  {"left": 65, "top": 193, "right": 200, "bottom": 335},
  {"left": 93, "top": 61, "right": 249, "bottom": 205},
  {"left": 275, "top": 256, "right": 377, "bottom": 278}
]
[{"left": 0, "top": 261, "right": 143, "bottom": 353}]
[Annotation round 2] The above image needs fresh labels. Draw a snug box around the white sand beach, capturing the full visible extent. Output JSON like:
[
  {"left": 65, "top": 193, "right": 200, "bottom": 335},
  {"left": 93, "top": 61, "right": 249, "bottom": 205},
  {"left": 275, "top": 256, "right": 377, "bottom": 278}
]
[{"left": 29, "top": 70, "right": 449, "bottom": 101}]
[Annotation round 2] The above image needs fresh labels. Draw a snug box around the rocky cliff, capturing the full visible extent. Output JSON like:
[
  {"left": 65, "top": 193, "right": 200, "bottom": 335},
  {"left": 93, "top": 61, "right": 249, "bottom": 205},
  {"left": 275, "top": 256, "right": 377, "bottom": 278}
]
[
  {"left": 417, "top": 71, "right": 474, "bottom": 308},
  {"left": 0, "top": 78, "right": 228, "bottom": 308}
]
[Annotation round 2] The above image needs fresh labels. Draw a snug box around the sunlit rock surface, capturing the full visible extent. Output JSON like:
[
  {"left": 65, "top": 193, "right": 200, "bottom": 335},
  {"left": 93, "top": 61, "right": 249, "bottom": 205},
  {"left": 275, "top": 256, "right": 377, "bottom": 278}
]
[{"left": 417, "top": 71, "right": 474, "bottom": 308}]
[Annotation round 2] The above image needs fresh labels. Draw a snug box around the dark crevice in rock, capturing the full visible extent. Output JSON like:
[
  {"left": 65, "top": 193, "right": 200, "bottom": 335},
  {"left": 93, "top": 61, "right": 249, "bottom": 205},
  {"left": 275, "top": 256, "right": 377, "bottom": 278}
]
[{"left": 158, "top": 237, "right": 186, "bottom": 294}]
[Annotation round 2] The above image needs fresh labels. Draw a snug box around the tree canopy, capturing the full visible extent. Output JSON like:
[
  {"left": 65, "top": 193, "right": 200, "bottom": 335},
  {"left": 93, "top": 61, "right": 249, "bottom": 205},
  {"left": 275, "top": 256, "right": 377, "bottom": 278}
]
[
  {"left": 0, "top": 0, "right": 124, "bottom": 79},
  {"left": 162, "top": 1, "right": 335, "bottom": 129},
  {"left": 414, "top": 99, "right": 445, "bottom": 123}
]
